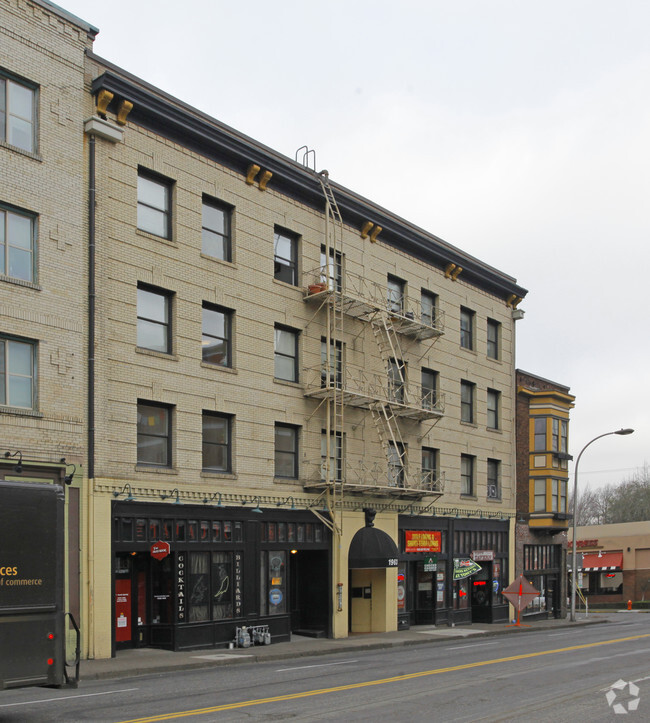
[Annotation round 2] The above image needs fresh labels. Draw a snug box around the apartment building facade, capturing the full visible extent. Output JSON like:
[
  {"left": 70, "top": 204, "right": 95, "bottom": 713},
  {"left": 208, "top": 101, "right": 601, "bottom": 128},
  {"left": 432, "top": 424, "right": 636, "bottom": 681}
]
[
  {"left": 2, "top": 1, "right": 528, "bottom": 659},
  {"left": 515, "top": 370, "right": 575, "bottom": 619}
]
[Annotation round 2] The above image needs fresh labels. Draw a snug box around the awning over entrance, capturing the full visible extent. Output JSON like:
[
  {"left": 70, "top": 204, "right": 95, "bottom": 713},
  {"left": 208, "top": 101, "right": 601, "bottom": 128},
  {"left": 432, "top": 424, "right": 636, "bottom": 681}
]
[
  {"left": 580, "top": 552, "right": 623, "bottom": 571},
  {"left": 349, "top": 526, "right": 398, "bottom": 569}
]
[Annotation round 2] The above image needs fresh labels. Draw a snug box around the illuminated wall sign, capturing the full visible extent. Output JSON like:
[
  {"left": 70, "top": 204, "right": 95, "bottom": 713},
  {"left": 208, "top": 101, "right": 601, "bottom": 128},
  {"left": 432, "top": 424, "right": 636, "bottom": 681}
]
[
  {"left": 404, "top": 530, "right": 441, "bottom": 553},
  {"left": 177, "top": 552, "right": 186, "bottom": 622},
  {"left": 471, "top": 550, "right": 494, "bottom": 562}
]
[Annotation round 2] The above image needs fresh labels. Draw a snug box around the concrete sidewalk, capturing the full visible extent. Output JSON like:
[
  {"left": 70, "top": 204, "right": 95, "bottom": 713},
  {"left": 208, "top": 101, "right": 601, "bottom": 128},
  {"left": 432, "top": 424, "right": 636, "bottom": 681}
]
[{"left": 79, "top": 615, "right": 610, "bottom": 682}]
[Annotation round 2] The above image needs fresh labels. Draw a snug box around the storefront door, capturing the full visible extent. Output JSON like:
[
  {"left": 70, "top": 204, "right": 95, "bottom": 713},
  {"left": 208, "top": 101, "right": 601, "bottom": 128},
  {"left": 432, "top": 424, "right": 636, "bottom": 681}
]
[
  {"left": 114, "top": 552, "right": 149, "bottom": 649},
  {"left": 471, "top": 563, "right": 492, "bottom": 623}
]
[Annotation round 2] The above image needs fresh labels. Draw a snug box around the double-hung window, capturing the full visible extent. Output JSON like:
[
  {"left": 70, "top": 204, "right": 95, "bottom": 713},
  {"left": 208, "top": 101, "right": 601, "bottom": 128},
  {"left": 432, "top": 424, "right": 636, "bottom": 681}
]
[
  {"left": 137, "top": 284, "right": 172, "bottom": 353},
  {"left": 320, "top": 245, "right": 342, "bottom": 291},
  {"left": 137, "top": 170, "right": 172, "bottom": 238},
  {"left": 274, "top": 228, "right": 298, "bottom": 285},
  {"left": 274, "top": 325, "right": 298, "bottom": 382},
  {"left": 321, "top": 337, "right": 342, "bottom": 388},
  {"left": 487, "top": 388, "right": 500, "bottom": 429},
  {"left": 0, "top": 75, "right": 36, "bottom": 153},
  {"left": 421, "top": 290, "right": 437, "bottom": 327},
  {"left": 460, "top": 307, "right": 474, "bottom": 350},
  {"left": 321, "top": 430, "right": 342, "bottom": 482},
  {"left": 534, "top": 479, "right": 547, "bottom": 511},
  {"left": 202, "top": 197, "right": 232, "bottom": 261},
  {"left": 388, "top": 442, "right": 405, "bottom": 487},
  {"left": 275, "top": 423, "right": 299, "bottom": 479},
  {"left": 487, "top": 459, "right": 500, "bottom": 499},
  {"left": 460, "top": 380, "right": 475, "bottom": 423},
  {"left": 0, "top": 205, "right": 35, "bottom": 282},
  {"left": 461, "top": 454, "right": 475, "bottom": 496},
  {"left": 137, "top": 401, "right": 172, "bottom": 467},
  {"left": 388, "top": 358, "right": 406, "bottom": 403},
  {"left": 422, "top": 447, "right": 438, "bottom": 488},
  {"left": 202, "top": 303, "right": 232, "bottom": 367},
  {"left": 202, "top": 412, "right": 232, "bottom": 472},
  {"left": 0, "top": 335, "right": 36, "bottom": 409},
  {"left": 421, "top": 368, "right": 438, "bottom": 410},
  {"left": 387, "top": 275, "right": 405, "bottom": 314},
  {"left": 534, "top": 417, "right": 547, "bottom": 451},
  {"left": 487, "top": 319, "right": 500, "bottom": 360}
]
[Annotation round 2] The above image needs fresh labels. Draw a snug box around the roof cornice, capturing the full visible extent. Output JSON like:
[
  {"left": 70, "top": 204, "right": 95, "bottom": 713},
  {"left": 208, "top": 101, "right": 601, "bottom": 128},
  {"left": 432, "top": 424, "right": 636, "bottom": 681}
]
[{"left": 90, "top": 66, "right": 527, "bottom": 301}]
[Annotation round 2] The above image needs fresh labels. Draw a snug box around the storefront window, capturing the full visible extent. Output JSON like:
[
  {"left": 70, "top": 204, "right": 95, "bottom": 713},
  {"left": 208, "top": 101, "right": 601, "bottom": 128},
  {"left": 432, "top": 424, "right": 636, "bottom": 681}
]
[
  {"left": 397, "top": 563, "right": 407, "bottom": 612},
  {"left": 151, "top": 556, "right": 173, "bottom": 624},
  {"left": 260, "top": 551, "right": 287, "bottom": 615},
  {"left": 436, "top": 568, "right": 446, "bottom": 607},
  {"left": 212, "top": 551, "right": 233, "bottom": 619},
  {"left": 527, "top": 574, "right": 547, "bottom": 613},
  {"left": 188, "top": 552, "right": 210, "bottom": 621},
  {"left": 454, "top": 578, "right": 469, "bottom": 609}
]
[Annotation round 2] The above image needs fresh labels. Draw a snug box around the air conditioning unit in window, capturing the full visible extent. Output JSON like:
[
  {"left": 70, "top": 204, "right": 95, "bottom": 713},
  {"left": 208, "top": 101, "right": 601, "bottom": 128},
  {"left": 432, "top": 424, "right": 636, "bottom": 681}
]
[{"left": 487, "top": 484, "right": 498, "bottom": 499}]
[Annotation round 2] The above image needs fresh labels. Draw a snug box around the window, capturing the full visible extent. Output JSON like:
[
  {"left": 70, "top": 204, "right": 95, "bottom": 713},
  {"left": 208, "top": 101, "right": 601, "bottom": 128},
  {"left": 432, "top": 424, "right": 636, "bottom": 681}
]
[
  {"left": 534, "top": 479, "right": 546, "bottom": 511},
  {"left": 487, "top": 319, "right": 500, "bottom": 360},
  {"left": 487, "top": 459, "right": 500, "bottom": 499},
  {"left": 421, "top": 290, "right": 437, "bottom": 327},
  {"left": 460, "top": 380, "right": 475, "bottom": 423},
  {"left": 387, "top": 275, "right": 405, "bottom": 314},
  {"left": 552, "top": 418, "right": 568, "bottom": 453},
  {"left": 202, "top": 197, "right": 232, "bottom": 261},
  {"left": 321, "top": 431, "right": 342, "bottom": 482},
  {"left": 275, "top": 423, "right": 299, "bottom": 479},
  {"left": 422, "top": 447, "right": 438, "bottom": 489},
  {"left": 0, "top": 335, "right": 36, "bottom": 409},
  {"left": 137, "top": 401, "right": 172, "bottom": 467},
  {"left": 0, "top": 206, "right": 35, "bottom": 282},
  {"left": 388, "top": 442, "right": 405, "bottom": 487},
  {"left": 0, "top": 75, "right": 36, "bottom": 152},
  {"left": 421, "top": 368, "right": 438, "bottom": 410},
  {"left": 461, "top": 454, "right": 475, "bottom": 496},
  {"left": 274, "top": 325, "right": 298, "bottom": 382},
  {"left": 460, "top": 307, "right": 474, "bottom": 350},
  {"left": 202, "top": 303, "right": 232, "bottom": 367},
  {"left": 137, "top": 284, "right": 172, "bottom": 353},
  {"left": 321, "top": 337, "right": 342, "bottom": 388},
  {"left": 202, "top": 412, "right": 231, "bottom": 472},
  {"left": 320, "top": 245, "right": 342, "bottom": 291},
  {"left": 388, "top": 358, "right": 406, "bottom": 403},
  {"left": 137, "top": 170, "right": 172, "bottom": 238},
  {"left": 534, "top": 418, "right": 546, "bottom": 451},
  {"left": 274, "top": 228, "right": 298, "bottom": 285},
  {"left": 487, "top": 388, "right": 500, "bottom": 429}
]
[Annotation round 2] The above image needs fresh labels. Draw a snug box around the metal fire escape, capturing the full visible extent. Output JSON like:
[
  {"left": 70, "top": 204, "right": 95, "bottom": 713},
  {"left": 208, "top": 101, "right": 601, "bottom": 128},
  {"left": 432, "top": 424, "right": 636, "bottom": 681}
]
[{"left": 301, "top": 153, "right": 446, "bottom": 500}]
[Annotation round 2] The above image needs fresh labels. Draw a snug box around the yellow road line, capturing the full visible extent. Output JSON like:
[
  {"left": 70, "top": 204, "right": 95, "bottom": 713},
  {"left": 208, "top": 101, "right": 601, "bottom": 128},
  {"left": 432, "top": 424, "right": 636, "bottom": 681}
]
[{"left": 118, "top": 633, "right": 650, "bottom": 722}]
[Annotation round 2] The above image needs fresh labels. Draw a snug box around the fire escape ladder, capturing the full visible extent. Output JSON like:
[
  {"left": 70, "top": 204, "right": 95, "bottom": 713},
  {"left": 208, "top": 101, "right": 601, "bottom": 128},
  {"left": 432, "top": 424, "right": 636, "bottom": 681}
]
[
  {"left": 370, "top": 401, "right": 411, "bottom": 489},
  {"left": 317, "top": 172, "right": 345, "bottom": 514}
]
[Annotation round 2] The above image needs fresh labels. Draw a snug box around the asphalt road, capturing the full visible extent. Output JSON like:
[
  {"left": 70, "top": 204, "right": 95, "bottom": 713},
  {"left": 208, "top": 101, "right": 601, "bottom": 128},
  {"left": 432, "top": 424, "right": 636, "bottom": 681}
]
[{"left": 1, "top": 617, "right": 649, "bottom": 722}]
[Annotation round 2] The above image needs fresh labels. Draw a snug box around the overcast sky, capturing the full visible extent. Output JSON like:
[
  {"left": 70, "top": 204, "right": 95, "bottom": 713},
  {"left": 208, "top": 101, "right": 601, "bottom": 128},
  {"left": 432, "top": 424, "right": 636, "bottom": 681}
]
[{"left": 61, "top": 0, "right": 648, "bottom": 491}]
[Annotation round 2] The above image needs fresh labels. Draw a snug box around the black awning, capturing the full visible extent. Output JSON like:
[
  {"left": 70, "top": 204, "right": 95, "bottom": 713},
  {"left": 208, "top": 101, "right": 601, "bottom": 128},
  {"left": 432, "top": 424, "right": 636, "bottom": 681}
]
[{"left": 349, "top": 525, "right": 399, "bottom": 569}]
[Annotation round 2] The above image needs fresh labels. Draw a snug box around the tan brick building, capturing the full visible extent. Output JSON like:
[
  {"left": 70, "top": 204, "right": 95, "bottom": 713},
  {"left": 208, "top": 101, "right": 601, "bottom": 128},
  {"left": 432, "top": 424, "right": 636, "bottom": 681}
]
[{"left": 2, "top": 0, "right": 528, "bottom": 660}]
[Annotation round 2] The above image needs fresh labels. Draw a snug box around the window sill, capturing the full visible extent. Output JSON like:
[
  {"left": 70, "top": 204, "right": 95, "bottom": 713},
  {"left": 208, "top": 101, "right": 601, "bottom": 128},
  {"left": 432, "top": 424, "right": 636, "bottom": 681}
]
[
  {"left": 460, "top": 421, "right": 478, "bottom": 429},
  {"left": 200, "top": 252, "right": 236, "bottom": 269},
  {"left": 200, "top": 362, "right": 238, "bottom": 374},
  {"left": 136, "top": 228, "right": 175, "bottom": 246},
  {"left": 274, "top": 476, "right": 300, "bottom": 485},
  {"left": 274, "top": 378, "right": 302, "bottom": 388},
  {"left": 460, "top": 494, "right": 478, "bottom": 501},
  {"left": 200, "top": 471, "right": 237, "bottom": 480},
  {"left": 486, "top": 427, "right": 502, "bottom": 434},
  {"left": 0, "top": 139, "right": 41, "bottom": 161},
  {"left": 0, "top": 275, "right": 41, "bottom": 290},
  {"left": 136, "top": 347, "right": 178, "bottom": 361},
  {"left": 0, "top": 405, "right": 42, "bottom": 418},
  {"left": 485, "top": 496, "right": 503, "bottom": 503},
  {"left": 272, "top": 277, "right": 302, "bottom": 292},
  {"left": 135, "top": 465, "right": 178, "bottom": 474},
  {"left": 459, "top": 346, "right": 477, "bottom": 355}
]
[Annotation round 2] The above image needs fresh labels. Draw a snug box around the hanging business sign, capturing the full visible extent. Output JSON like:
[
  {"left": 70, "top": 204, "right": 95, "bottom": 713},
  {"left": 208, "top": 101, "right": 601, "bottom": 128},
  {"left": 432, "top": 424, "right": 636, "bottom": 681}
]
[
  {"left": 453, "top": 557, "right": 482, "bottom": 580},
  {"left": 471, "top": 550, "right": 494, "bottom": 562},
  {"left": 404, "top": 530, "right": 441, "bottom": 553},
  {"left": 150, "top": 541, "right": 170, "bottom": 560}
]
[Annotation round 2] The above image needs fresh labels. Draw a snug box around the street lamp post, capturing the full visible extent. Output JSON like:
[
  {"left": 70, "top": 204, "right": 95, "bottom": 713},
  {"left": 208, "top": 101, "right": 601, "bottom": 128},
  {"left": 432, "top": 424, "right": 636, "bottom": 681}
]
[{"left": 570, "top": 428, "right": 634, "bottom": 622}]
